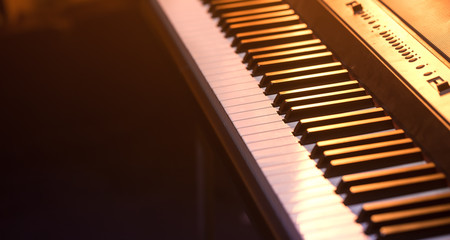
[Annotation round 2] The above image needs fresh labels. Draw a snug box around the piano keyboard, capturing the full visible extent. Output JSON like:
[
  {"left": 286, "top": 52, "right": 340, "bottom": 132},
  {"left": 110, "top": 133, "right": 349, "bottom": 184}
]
[{"left": 154, "top": 0, "right": 450, "bottom": 239}]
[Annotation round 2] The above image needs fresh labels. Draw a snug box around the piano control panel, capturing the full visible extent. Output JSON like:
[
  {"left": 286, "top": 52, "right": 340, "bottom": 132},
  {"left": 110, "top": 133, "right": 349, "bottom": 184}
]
[{"left": 323, "top": 0, "right": 450, "bottom": 125}]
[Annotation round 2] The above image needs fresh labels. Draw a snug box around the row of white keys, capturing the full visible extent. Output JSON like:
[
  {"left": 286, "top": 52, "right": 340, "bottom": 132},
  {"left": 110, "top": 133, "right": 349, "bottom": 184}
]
[{"left": 158, "top": 0, "right": 368, "bottom": 239}]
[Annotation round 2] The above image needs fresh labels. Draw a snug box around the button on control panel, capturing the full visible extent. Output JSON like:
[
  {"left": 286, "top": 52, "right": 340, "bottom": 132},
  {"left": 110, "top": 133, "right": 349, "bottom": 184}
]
[
  {"left": 346, "top": 1, "right": 363, "bottom": 14},
  {"left": 428, "top": 77, "right": 450, "bottom": 95}
]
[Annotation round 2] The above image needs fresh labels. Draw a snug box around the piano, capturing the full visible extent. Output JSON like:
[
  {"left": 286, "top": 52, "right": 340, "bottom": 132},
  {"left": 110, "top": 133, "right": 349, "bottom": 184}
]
[{"left": 147, "top": 0, "right": 450, "bottom": 239}]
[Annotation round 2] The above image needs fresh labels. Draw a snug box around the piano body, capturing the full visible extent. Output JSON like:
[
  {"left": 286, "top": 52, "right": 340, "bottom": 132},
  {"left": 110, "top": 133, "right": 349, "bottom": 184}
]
[{"left": 147, "top": 0, "right": 450, "bottom": 239}]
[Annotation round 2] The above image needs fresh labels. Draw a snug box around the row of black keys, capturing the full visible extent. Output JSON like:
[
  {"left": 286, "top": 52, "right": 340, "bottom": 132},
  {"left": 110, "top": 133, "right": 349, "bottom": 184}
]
[{"left": 203, "top": 0, "right": 450, "bottom": 239}]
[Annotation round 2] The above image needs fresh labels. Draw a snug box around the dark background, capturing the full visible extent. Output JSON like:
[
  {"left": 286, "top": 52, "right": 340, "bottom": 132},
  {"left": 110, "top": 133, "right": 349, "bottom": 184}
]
[{"left": 0, "top": 0, "right": 260, "bottom": 239}]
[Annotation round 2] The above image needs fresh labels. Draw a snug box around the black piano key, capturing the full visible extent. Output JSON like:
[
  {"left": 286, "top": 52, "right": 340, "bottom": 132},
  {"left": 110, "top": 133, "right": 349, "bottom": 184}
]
[
  {"left": 263, "top": 62, "right": 343, "bottom": 87},
  {"left": 264, "top": 69, "right": 348, "bottom": 95},
  {"left": 324, "top": 147, "right": 423, "bottom": 178},
  {"left": 272, "top": 78, "right": 354, "bottom": 106},
  {"left": 222, "top": 9, "right": 295, "bottom": 31},
  {"left": 293, "top": 107, "right": 385, "bottom": 135},
  {"left": 243, "top": 39, "right": 321, "bottom": 62},
  {"left": 310, "top": 129, "right": 406, "bottom": 159},
  {"left": 344, "top": 173, "right": 447, "bottom": 205},
  {"left": 358, "top": 191, "right": 450, "bottom": 223},
  {"left": 211, "top": 0, "right": 244, "bottom": 5},
  {"left": 336, "top": 162, "right": 437, "bottom": 194},
  {"left": 209, "top": 0, "right": 243, "bottom": 6},
  {"left": 220, "top": 4, "right": 291, "bottom": 26},
  {"left": 366, "top": 203, "right": 450, "bottom": 234},
  {"left": 378, "top": 216, "right": 450, "bottom": 240},
  {"left": 253, "top": 51, "right": 333, "bottom": 76},
  {"left": 209, "top": 0, "right": 246, "bottom": 12},
  {"left": 226, "top": 15, "right": 301, "bottom": 37},
  {"left": 317, "top": 138, "right": 414, "bottom": 168},
  {"left": 284, "top": 95, "right": 374, "bottom": 123},
  {"left": 279, "top": 87, "right": 366, "bottom": 114},
  {"left": 247, "top": 45, "right": 326, "bottom": 70},
  {"left": 237, "top": 29, "right": 314, "bottom": 53},
  {"left": 233, "top": 24, "right": 307, "bottom": 47},
  {"left": 300, "top": 116, "right": 393, "bottom": 144},
  {"left": 211, "top": 0, "right": 283, "bottom": 17},
  {"left": 274, "top": 80, "right": 357, "bottom": 107}
]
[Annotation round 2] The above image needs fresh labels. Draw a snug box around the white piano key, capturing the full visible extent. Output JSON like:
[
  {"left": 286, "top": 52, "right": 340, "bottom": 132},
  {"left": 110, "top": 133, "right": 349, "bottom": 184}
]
[
  {"left": 268, "top": 168, "right": 325, "bottom": 187},
  {"left": 269, "top": 171, "right": 325, "bottom": 191},
  {"left": 285, "top": 194, "right": 344, "bottom": 214},
  {"left": 228, "top": 107, "right": 275, "bottom": 122},
  {"left": 257, "top": 151, "right": 311, "bottom": 168},
  {"left": 182, "top": 32, "right": 229, "bottom": 41},
  {"left": 195, "top": 54, "right": 242, "bottom": 65},
  {"left": 209, "top": 76, "right": 257, "bottom": 88},
  {"left": 198, "top": 57, "right": 245, "bottom": 71},
  {"left": 300, "top": 211, "right": 357, "bottom": 231},
  {"left": 242, "top": 128, "right": 295, "bottom": 143},
  {"left": 294, "top": 203, "right": 351, "bottom": 223},
  {"left": 200, "top": 63, "right": 247, "bottom": 76},
  {"left": 279, "top": 183, "right": 335, "bottom": 204},
  {"left": 212, "top": 81, "right": 260, "bottom": 94},
  {"left": 197, "top": 53, "right": 244, "bottom": 63},
  {"left": 233, "top": 114, "right": 283, "bottom": 128},
  {"left": 302, "top": 218, "right": 366, "bottom": 238},
  {"left": 204, "top": 69, "right": 250, "bottom": 82},
  {"left": 238, "top": 121, "right": 290, "bottom": 136},
  {"left": 262, "top": 160, "right": 315, "bottom": 176},
  {"left": 185, "top": 37, "right": 230, "bottom": 47},
  {"left": 181, "top": 23, "right": 223, "bottom": 32},
  {"left": 293, "top": 204, "right": 366, "bottom": 239},
  {"left": 247, "top": 136, "right": 300, "bottom": 152},
  {"left": 225, "top": 100, "right": 273, "bottom": 114},
  {"left": 216, "top": 88, "right": 263, "bottom": 101},
  {"left": 252, "top": 144, "right": 304, "bottom": 160},
  {"left": 221, "top": 94, "right": 270, "bottom": 107},
  {"left": 198, "top": 52, "right": 244, "bottom": 63},
  {"left": 184, "top": 36, "right": 229, "bottom": 47},
  {"left": 201, "top": 63, "right": 247, "bottom": 74},
  {"left": 201, "top": 57, "right": 246, "bottom": 72},
  {"left": 178, "top": 20, "right": 220, "bottom": 29},
  {"left": 303, "top": 225, "right": 367, "bottom": 240}
]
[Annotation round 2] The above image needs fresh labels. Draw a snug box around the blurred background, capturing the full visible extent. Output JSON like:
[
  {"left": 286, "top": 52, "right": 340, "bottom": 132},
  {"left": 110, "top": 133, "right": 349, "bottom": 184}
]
[{"left": 0, "top": 0, "right": 261, "bottom": 239}]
